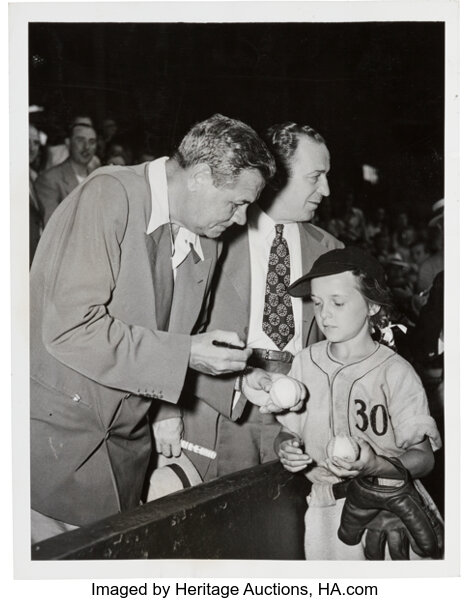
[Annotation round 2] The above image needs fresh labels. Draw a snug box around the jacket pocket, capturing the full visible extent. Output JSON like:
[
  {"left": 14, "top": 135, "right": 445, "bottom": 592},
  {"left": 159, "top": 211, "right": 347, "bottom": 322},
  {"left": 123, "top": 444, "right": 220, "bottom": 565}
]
[{"left": 31, "top": 374, "right": 92, "bottom": 409}]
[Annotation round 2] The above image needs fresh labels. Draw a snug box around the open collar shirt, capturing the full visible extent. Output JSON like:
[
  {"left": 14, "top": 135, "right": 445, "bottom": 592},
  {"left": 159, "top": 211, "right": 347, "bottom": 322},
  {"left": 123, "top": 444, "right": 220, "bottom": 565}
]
[{"left": 146, "top": 156, "right": 204, "bottom": 278}]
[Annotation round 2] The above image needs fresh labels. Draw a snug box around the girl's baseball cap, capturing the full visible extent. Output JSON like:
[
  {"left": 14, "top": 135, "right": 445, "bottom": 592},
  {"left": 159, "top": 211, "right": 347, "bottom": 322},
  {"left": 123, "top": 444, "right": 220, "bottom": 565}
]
[{"left": 288, "top": 246, "right": 387, "bottom": 297}]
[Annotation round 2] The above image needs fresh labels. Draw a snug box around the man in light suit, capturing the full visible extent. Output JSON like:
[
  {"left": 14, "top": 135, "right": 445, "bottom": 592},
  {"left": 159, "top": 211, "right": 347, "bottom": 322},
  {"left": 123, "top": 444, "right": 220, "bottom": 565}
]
[
  {"left": 174, "top": 123, "right": 343, "bottom": 480},
  {"left": 30, "top": 114, "right": 278, "bottom": 543},
  {"left": 35, "top": 121, "right": 99, "bottom": 226}
]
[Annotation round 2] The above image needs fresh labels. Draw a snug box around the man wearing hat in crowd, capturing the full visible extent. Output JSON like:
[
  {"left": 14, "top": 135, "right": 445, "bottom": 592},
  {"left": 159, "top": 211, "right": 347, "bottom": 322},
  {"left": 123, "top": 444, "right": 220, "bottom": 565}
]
[
  {"left": 416, "top": 199, "right": 444, "bottom": 294},
  {"left": 30, "top": 114, "right": 286, "bottom": 542},
  {"left": 159, "top": 122, "right": 343, "bottom": 481}
]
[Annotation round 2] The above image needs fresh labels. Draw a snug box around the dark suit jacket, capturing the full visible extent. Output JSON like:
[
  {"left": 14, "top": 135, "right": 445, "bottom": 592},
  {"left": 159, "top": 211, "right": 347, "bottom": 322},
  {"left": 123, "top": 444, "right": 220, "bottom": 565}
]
[
  {"left": 34, "top": 158, "right": 80, "bottom": 226},
  {"left": 180, "top": 220, "right": 343, "bottom": 475},
  {"left": 30, "top": 163, "right": 220, "bottom": 526}
]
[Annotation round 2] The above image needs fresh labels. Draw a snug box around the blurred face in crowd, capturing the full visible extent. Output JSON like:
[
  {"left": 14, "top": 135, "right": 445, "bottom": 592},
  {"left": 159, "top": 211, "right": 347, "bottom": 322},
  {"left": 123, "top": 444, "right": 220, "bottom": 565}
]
[
  {"left": 108, "top": 143, "right": 125, "bottom": 157},
  {"left": 106, "top": 155, "right": 126, "bottom": 166},
  {"left": 376, "top": 207, "right": 386, "bottom": 222},
  {"left": 102, "top": 119, "right": 118, "bottom": 139},
  {"left": 187, "top": 167, "right": 265, "bottom": 238},
  {"left": 396, "top": 212, "right": 409, "bottom": 230},
  {"left": 375, "top": 233, "right": 390, "bottom": 253},
  {"left": 29, "top": 124, "right": 40, "bottom": 165},
  {"left": 67, "top": 125, "right": 97, "bottom": 167},
  {"left": 398, "top": 227, "right": 417, "bottom": 248},
  {"left": 411, "top": 242, "right": 429, "bottom": 266},
  {"left": 386, "top": 263, "right": 409, "bottom": 288},
  {"left": 276, "top": 136, "right": 330, "bottom": 223}
]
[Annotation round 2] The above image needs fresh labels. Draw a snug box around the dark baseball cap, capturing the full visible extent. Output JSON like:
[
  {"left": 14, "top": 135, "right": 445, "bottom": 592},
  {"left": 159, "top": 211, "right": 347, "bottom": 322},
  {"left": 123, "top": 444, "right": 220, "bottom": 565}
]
[{"left": 288, "top": 246, "right": 387, "bottom": 297}]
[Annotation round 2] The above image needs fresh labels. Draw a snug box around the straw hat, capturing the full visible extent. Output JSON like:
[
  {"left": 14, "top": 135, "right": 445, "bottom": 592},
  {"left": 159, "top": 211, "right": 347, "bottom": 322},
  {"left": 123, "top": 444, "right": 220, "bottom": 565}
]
[
  {"left": 429, "top": 198, "right": 444, "bottom": 227},
  {"left": 145, "top": 451, "right": 202, "bottom": 502}
]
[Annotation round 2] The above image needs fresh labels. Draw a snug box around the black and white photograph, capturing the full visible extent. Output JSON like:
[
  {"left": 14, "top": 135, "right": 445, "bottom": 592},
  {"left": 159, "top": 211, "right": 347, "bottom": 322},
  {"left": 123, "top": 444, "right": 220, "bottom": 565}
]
[{"left": 8, "top": 0, "right": 460, "bottom": 586}]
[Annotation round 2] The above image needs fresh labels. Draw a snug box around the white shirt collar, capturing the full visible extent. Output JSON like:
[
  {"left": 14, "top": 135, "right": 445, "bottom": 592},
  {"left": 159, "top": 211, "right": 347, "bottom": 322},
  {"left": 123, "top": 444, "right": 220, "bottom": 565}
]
[
  {"left": 146, "top": 156, "right": 204, "bottom": 264},
  {"left": 248, "top": 203, "right": 296, "bottom": 239},
  {"left": 249, "top": 204, "right": 276, "bottom": 239},
  {"left": 146, "top": 156, "right": 170, "bottom": 235}
]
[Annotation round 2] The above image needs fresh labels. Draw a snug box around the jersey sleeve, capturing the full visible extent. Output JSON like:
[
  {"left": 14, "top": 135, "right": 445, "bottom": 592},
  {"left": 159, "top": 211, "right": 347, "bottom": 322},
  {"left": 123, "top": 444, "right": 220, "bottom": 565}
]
[{"left": 385, "top": 357, "right": 442, "bottom": 451}]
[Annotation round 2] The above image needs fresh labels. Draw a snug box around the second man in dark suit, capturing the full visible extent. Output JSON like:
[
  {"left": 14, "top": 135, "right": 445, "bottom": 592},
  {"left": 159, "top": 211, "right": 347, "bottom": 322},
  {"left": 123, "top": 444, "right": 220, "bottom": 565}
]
[{"left": 173, "top": 123, "right": 344, "bottom": 479}]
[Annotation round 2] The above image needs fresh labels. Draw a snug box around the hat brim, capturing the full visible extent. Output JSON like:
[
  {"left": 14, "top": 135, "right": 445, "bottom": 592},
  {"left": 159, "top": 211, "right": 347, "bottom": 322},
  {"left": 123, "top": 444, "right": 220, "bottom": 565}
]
[
  {"left": 429, "top": 214, "right": 443, "bottom": 227},
  {"left": 387, "top": 259, "right": 410, "bottom": 268},
  {"left": 288, "top": 263, "right": 360, "bottom": 297},
  {"left": 145, "top": 451, "right": 203, "bottom": 501}
]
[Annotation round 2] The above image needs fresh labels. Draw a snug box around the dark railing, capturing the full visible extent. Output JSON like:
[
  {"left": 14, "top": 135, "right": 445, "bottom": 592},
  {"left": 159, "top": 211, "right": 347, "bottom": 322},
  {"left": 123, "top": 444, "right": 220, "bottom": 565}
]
[{"left": 32, "top": 461, "right": 310, "bottom": 560}]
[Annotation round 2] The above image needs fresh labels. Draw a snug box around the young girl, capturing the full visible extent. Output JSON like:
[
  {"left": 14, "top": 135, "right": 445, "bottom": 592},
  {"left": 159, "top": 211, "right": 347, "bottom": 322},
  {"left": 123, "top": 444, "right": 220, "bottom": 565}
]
[{"left": 275, "top": 246, "right": 442, "bottom": 560}]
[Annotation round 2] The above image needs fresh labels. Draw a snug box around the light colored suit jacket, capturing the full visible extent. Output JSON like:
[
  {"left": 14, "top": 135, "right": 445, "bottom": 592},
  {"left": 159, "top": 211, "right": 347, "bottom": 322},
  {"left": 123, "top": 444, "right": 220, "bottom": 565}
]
[
  {"left": 30, "top": 163, "right": 220, "bottom": 526},
  {"left": 34, "top": 158, "right": 80, "bottom": 226},
  {"left": 181, "top": 221, "right": 343, "bottom": 475}
]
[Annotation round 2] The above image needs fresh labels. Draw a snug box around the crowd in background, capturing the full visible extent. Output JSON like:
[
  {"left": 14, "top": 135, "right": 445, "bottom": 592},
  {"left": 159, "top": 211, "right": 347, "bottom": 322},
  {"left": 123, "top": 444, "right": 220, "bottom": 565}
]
[
  {"left": 313, "top": 189, "right": 444, "bottom": 397},
  {"left": 28, "top": 109, "right": 444, "bottom": 475},
  {"left": 28, "top": 108, "right": 444, "bottom": 362},
  {"left": 313, "top": 194, "right": 444, "bottom": 331}
]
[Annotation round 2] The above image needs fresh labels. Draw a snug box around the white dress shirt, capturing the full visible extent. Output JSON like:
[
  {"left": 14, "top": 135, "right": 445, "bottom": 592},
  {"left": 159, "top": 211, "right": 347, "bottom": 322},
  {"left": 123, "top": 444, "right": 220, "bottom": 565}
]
[
  {"left": 247, "top": 204, "right": 303, "bottom": 354},
  {"left": 146, "top": 156, "right": 204, "bottom": 279},
  {"left": 233, "top": 206, "right": 304, "bottom": 408}
]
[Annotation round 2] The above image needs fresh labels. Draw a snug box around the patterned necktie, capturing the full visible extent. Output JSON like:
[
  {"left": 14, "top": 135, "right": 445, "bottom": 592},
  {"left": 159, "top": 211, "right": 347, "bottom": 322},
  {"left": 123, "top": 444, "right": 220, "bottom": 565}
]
[{"left": 262, "top": 224, "right": 295, "bottom": 350}]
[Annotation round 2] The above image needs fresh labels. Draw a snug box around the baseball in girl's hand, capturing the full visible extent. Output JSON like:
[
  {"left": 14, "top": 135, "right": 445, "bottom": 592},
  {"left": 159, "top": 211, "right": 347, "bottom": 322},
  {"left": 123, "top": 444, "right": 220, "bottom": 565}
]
[
  {"left": 269, "top": 376, "right": 303, "bottom": 409},
  {"left": 326, "top": 434, "right": 360, "bottom": 462}
]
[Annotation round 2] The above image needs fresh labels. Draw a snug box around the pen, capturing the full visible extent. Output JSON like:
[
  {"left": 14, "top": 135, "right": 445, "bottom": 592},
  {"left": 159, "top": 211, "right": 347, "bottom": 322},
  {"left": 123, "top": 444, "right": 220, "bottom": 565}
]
[{"left": 212, "top": 340, "right": 245, "bottom": 350}]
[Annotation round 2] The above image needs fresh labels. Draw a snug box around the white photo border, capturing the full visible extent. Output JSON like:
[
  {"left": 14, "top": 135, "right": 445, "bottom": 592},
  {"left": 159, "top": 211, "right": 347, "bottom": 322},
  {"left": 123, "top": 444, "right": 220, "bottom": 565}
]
[{"left": 9, "top": 0, "right": 460, "bottom": 580}]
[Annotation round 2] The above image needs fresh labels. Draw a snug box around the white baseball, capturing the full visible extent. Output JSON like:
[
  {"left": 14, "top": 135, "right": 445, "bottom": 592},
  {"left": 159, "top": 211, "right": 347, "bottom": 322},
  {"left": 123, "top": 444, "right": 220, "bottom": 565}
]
[
  {"left": 326, "top": 434, "right": 360, "bottom": 462},
  {"left": 269, "top": 376, "right": 302, "bottom": 409}
]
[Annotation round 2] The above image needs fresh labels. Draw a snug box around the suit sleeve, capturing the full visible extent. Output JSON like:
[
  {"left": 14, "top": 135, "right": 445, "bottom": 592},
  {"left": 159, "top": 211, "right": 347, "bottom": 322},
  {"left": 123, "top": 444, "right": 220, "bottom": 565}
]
[
  {"left": 182, "top": 360, "right": 241, "bottom": 420},
  {"left": 35, "top": 170, "right": 62, "bottom": 226},
  {"left": 184, "top": 245, "right": 246, "bottom": 420},
  {"left": 41, "top": 174, "right": 191, "bottom": 403}
]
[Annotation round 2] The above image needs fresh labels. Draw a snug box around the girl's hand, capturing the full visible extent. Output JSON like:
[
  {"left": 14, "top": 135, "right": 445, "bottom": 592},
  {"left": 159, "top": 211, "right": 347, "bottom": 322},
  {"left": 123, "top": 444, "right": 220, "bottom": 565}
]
[
  {"left": 242, "top": 370, "right": 306, "bottom": 414},
  {"left": 325, "top": 438, "right": 379, "bottom": 478},
  {"left": 278, "top": 438, "right": 312, "bottom": 473}
]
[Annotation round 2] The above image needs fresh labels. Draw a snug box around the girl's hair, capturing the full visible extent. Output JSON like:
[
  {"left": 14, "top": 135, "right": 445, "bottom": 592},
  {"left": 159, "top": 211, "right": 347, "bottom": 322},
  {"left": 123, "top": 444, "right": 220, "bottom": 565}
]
[{"left": 351, "top": 269, "right": 394, "bottom": 330}]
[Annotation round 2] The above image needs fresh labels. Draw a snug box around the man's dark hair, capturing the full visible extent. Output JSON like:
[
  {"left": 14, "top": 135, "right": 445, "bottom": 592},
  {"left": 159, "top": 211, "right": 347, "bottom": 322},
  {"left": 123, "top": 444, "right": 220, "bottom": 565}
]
[
  {"left": 68, "top": 122, "right": 97, "bottom": 138},
  {"left": 174, "top": 114, "right": 276, "bottom": 187},
  {"left": 263, "top": 122, "right": 326, "bottom": 192}
]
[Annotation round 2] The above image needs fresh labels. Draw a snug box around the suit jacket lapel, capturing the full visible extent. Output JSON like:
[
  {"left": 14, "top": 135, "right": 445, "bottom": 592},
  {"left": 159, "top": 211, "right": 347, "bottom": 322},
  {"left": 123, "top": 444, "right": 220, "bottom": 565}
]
[
  {"left": 299, "top": 223, "right": 323, "bottom": 346},
  {"left": 147, "top": 225, "right": 174, "bottom": 330},
  {"left": 62, "top": 160, "right": 79, "bottom": 194},
  {"left": 222, "top": 228, "right": 251, "bottom": 311},
  {"left": 168, "top": 236, "right": 215, "bottom": 334}
]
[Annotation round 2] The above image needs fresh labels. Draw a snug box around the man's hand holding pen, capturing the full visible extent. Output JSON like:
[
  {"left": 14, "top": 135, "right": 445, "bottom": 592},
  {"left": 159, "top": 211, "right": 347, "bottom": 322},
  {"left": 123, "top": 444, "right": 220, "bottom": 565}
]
[{"left": 189, "top": 330, "right": 252, "bottom": 375}]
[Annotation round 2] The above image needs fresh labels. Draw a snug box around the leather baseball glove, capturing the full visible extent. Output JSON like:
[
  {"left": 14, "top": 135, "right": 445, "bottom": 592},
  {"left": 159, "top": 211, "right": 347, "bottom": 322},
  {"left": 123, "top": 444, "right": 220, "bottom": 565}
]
[
  {"left": 362, "top": 510, "right": 427, "bottom": 560},
  {"left": 338, "top": 456, "right": 444, "bottom": 559}
]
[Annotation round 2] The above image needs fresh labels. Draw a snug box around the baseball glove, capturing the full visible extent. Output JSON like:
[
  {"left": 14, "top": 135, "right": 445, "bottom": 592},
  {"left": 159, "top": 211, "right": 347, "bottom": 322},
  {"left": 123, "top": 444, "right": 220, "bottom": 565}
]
[
  {"left": 338, "top": 456, "right": 444, "bottom": 559},
  {"left": 362, "top": 510, "right": 427, "bottom": 560}
]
